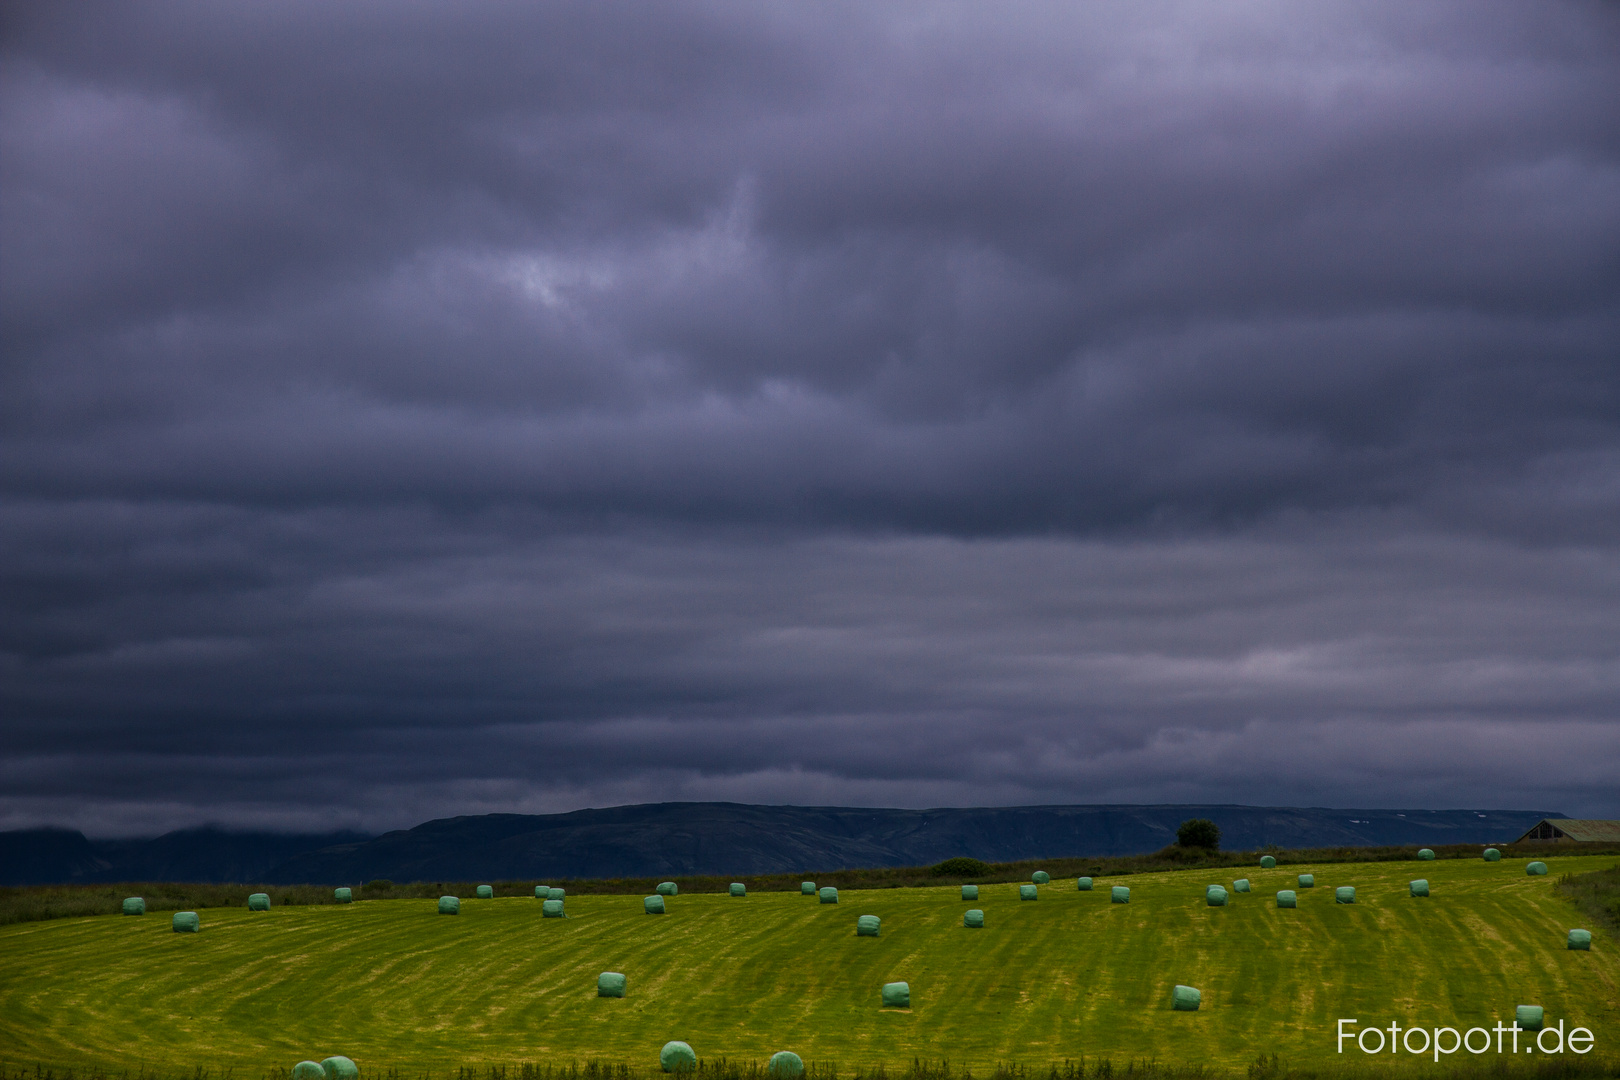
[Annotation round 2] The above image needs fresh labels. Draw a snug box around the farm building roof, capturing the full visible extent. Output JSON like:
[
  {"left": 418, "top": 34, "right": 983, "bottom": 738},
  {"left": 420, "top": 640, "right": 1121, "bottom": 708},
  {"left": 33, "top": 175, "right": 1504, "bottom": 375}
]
[{"left": 1513, "top": 819, "right": 1620, "bottom": 844}]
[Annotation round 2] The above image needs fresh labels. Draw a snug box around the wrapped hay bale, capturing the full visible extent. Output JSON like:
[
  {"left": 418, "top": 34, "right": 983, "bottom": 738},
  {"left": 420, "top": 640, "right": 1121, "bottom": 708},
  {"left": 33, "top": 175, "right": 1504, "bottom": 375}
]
[
  {"left": 801, "top": 881, "right": 816, "bottom": 895},
  {"left": 122, "top": 897, "right": 145, "bottom": 916},
  {"left": 1335, "top": 886, "right": 1355, "bottom": 904},
  {"left": 1567, "top": 929, "right": 1591, "bottom": 951},
  {"left": 1526, "top": 861, "right": 1548, "bottom": 876},
  {"left": 334, "top": 888, "right": 352, "bottom": 903},
  {"left": 1206, "top": 885, "right": 1227, "bottom": 907},
  {"left": 729, "top": 883, "right": 746, "bottom": 897},
  {"left": 321, "top": 1056, "right": 358, "bottom": 1080},
  {"left": 292, "top": 1063, "right": 326, "bottom": 1080},
  {"left": 963, "top": 909, "right": 984, "bottom": 928},
  {"left": 1410, "top": 879, "right": 1429, "bottom": 897},
  {"left": 173, "top": 911, "right": 200, "bottom": 932},
  {"left": 767, "top": 1052, "right": 804, "bottom": 1079},
  {"left": 598, "top": 972, "right": 626, "bottom": 998},
  {"left": 1032, "top": 871, "right": 1050, "bottom": 884},
  {"left": 819, "top": 887, "right": 838, "bottom": 904},
  {"left": 656, "top": 882, "right": 678, "bottom": 897},
  {"left": 1418, "top": 848, "right": 1435, "bottom": 860},
  {"left": 1276, "top": 890, "right": 1296, "bottom": 908},
  {"left": 1516, "top": 1006, "right": 1544, "bottom": 1032},
  {"left": 881, "top": 981, "right": 910, "bottom": 1008},
  {"left": 438, "top": 896, "right": 460, "bottom": 915},
  {"left": 1260, "top": 855, "right": 1277, "bottom": 869},
  {"left": 535, "top": 886, "right": 549, "bottom": 898},
  {"left": 477, "top": 886, "right": 494, "bottom": 899},
  {"left": 1171, "top": 985, "right": 1201, "bottom": 1011},
  {"left": 1232, "top": 879, "right": 1250, "bottom": 893},
  {"left": 1111, "top": 886, "right": 1130, "bottom": 904},
  {"left": 1077, "top": 877, "right": 1093, "bottom": 891},
  {"left": 857, "top": 915, "right": 881, "bottom": 937},
  {"left": 548, "top": 888, "right": 565, "bottom": 901},
  {"left": 644, "top": 895, "right": 665, "bottom": 915},
  {"left": 248, "top": 893, "right": 271, "bottom": 911},
  {"left": 660, "top": 1041, "right": 697, "bottom": 1073},
  {"left": 1296, "top": 874, "right": 1314, "bottom": 889},
  {"left": 1483, "top": 848, "right": 1501, "bottom": 862},
  {"left": 543, "top": 899, "right": 565, "bottom": 918},
  {"left": 961, "top": 885, "right": 978, "bottom": 901},
  {"left": 1019, "top": 884, "right": 1038, "bottom": 901}
]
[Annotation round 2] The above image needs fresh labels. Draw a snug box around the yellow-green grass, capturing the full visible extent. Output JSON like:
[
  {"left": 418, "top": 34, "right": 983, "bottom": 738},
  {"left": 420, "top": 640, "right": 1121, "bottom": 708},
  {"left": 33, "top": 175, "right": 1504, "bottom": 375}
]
[{"left": 1, "top": 856, "right": 1614, "bottom": 1074}]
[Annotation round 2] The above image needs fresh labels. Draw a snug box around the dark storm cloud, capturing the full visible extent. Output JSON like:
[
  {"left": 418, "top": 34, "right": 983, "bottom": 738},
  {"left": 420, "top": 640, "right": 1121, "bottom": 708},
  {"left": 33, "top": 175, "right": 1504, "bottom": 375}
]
[{"left": 2, "top": 1, "right": 1617, "bottom": 834}]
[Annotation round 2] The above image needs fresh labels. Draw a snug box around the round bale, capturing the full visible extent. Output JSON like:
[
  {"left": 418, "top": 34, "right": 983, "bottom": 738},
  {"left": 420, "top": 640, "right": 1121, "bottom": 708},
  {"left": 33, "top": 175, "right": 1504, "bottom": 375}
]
[
  {"left": 1296, "top": 874, "right": 1314, "bottom": 889},
  {"left": 856, "top": 915, "right": 881, "bottom": 937},
  {"left": 598, "top": 972, "right": 626, "bottom": 998},
  {"left": 963, "top": 908, "right": 984, "bottom": 928},
  {"left": 729, "top": 883, "right": 746, "bottom": 897},
  {"left": 1032, "top": 871, "right": 1050, "bottom": 884},
  {"left": 535, "top": 886, "right": 550, "bottom": 898},
  {"left": 881, "top": 982, "right": 910, "bottom": 1008},
  {"left": 1077, "top": 877, "right": 1093, "bottom": 891},
  {"left": 248, "top": 893, "right": 271, "bottom": 911},
  {"left": 543, "top": 898, "right": 565, "bottom": 918},
  {"left": 1111, "top": 885, "right": 1130, "bottom": 904},
  {"left": 819, "top": 887, "right": 838, "bottom": 904},
  {"left": 1567, "top": 929, "right": 1591, "bottom": 951},
  {"left": 767, "top": 1052, "right": 804, "bottom": 1079},
  {"left": 438, "top": 896, "right": 460, "bottom": 915},
  {"left": 1232, "top": 879, "right": 1250, "bottom": 893},
  {"left": 1335, "top": 886, "right": 1356, "bottom": 904},
  {"left": 656, "top": 882, "right": 678, "bottom": 897},
  {"left": 801, "top": 881, "right": 816, "bottom": 895},
  {"left": 321, "top": 1056, "right": 358, "bottom": 1080},
  {"left": 1206, "top": 885, "right": 1227, "bottom": 907},
  {"left": 173, "top": 911, "right": 199, "bottom": 932},
  {"left": 292, "top": 1063, "right": 326, "bottom": 1080},
  {"left": 1410, "top": 879, "right": 1429, "bottom": 897},
  {"left": 1276, "top": 890, "right": 1297, "bottom": 908},
  {"left": 1260, "top": 855, "right": 1277, "bottom": 869},
  {"left": 1171, "top": 985, "right": 1201, "bottom": 1011},
  {"left": 1418, "top": 848, "right": 1435, "bottom": 860},
  {"left": 961, "top": 885, "right": 979, "bottom": 901},
  {"left": 122, "top": 897, "right": 145, "bottom": 916},
  {"left": 660, "top": 1041, "right": 697, "bottom": 1073},
  {"left": 1515, "top": 1006, "right": 1544, "bottom": 1032},
  {"left": 548, "top": 888, "right": 565, "bottom": 901},
  {"left": 1483, "top": 848, "right": 1501, "bottom": 862},
  {"left": 644, "top": 895, "right": 665, "bottom": 915},
  {"left": 1526, "top": 861, "right": 1548, "bottom": 876},
  {"left": 1019, "top": 884, "right": 1038, "bottom": 901},
  {"left": 334, "top": 888, "right": 352, "bottom": 903},
  {"left": 477, "top": 885, "right": 494, "bottom": 899}
]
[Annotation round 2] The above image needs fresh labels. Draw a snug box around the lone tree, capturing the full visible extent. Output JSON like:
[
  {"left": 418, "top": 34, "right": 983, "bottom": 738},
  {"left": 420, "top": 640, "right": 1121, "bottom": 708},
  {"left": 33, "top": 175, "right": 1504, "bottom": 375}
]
[{"left": 1177, "top": 818, "right": 1221, "bottom": 850}]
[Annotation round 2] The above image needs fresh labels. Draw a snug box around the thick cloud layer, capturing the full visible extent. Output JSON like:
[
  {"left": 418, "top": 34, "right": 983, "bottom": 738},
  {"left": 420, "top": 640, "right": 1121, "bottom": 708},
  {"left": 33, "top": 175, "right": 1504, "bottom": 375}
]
[{"left": 3, "top": 1, "right": 1617, "bottom": 835}]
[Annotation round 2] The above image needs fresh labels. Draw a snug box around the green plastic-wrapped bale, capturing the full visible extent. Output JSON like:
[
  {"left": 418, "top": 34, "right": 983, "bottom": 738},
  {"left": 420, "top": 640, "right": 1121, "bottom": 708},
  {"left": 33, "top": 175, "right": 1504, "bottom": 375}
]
[
  {"left": 1019, "top": 884, "right": 1037, "bottom": 900},
  {"left": 173, "top": 911, "right": 199, "bottom": 932},
  {"left": 881, "top": 981, "right": 910, "bottom": 1008},
  {"left": 476, "top": 885, "right": 494, "bottom": 899},
  {"left": 961, "top": 884, "right": 978, "bottom": 900},
  {"left": 548, "top": 888, "right": 565, "bottom": 901},
  {"left": 656, "top": 882, "right": 678, "bottom": 897},
  {"left": 963, "top": 908, "right": 984, "bottom": 928},
  {"left": 1526, "top": 861, "right": 1548, "bottom": 876},
  {"left": 856, "top": 915, "right": 881, "bottom": 937},
  {"left": 1232, "top": 879, "right": 1250, "bottom": 893},
  {"left": 1260, "top": 855, "right": 1277, "bottom": 869},
  {"left": 122, "top": 897, "right": 144, "bottom": 916},
  {"left": 248, "top": 893, "right": 271, "bottom": 911},
  {"left": 1032, "top": 871, "right": 1050, "bottom": 884},
  {"left": 534, "top": 886, "right": 549, "bottom": 898},
  {"left": 1335, "top": 886, "right": 1355, "bottom": 904},
  {"left": 1077, "top": 877, "right": 1093, "bottom": 891},
  {"left": 438, "top": 896, "right": 460, "bottom": 915},
  {"left": 1205, "top": 885, "right": 1227, "bottom": 906},
  {"left": 321, "top": 1056, "right": 358, "bottom": 1080},
  {"left": 598, "top": 972, "right": 626, "bottom": 997},
  {"left": 1568, "top": 929, "right": 1591, "bottom": 951},
  {"left": 1276, "top": 890, "right": 1296, "bottom": 908},
  {"left": 1297, "top": 874, "right": 1314, "bottom": 889},
  {"left": 1516, "top": 1006, "right": 1543, "bottom": 1032},
  {"left": 729, "top": 882, "right": 746, "bottom": 897},
  {"left": 819, "top": 887, "right": 838, "bottom": 904},
  {"left": 767, "top": 1052, "right": 804, "bottom": 1079},
  {"left": 644, "top": 895, "right": 665, "bottom": 915},
  {"left": 292, "top": 1063, "right": 326, "bottom": 1080},
  {"left": 1410, "top": 879, "right": 1429, "bottom": 897},
  {"left": 1418, "top": 848, "right": 1435, "bottom": 860},
  {"left": 1171, "top": 985, "right": 1201, "bottom": 1011},
  {"left": 1483, "top": 848, "right": 1501, "bottom": 862},
  {"left": 334, "top": 887, "right": 352, "bottom": 903},
  {"left": 1111, "top": 885, "right": 1130, "bottom": 903},
  {"left": 801, "top": 881, "right": 815, "bottom": 894},
  {"left": 543, "top": 898, "right": 565, "bottom": 917},
  {"left": 660, "top": 1041, "right": 697, "bottom": 1073}
]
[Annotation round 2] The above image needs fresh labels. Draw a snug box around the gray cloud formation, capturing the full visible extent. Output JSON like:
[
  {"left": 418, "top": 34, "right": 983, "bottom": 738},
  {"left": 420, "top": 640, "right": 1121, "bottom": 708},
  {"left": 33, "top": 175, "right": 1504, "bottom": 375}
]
[{"left": 2, "top": 0, "right": 1617, "bottom": 835}]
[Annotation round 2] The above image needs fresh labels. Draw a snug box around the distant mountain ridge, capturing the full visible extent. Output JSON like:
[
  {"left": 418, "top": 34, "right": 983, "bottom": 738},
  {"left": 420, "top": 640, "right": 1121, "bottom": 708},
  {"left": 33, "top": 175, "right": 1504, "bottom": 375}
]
[{"left": 0, "top": 802, "right": 1560, "bottom": 886}]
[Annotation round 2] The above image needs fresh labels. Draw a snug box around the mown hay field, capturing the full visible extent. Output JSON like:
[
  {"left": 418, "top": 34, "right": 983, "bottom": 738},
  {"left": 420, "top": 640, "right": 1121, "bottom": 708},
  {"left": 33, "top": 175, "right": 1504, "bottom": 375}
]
[{"left": 0, "top": 855, "right": 1614, "bottom": 1074}]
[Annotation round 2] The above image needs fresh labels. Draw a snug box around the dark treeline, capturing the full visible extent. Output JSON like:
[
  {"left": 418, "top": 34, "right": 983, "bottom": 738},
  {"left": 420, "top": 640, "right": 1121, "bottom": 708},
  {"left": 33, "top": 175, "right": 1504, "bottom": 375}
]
[{"left": 4, "top": 843, "right": 1616, "bottom": 927}]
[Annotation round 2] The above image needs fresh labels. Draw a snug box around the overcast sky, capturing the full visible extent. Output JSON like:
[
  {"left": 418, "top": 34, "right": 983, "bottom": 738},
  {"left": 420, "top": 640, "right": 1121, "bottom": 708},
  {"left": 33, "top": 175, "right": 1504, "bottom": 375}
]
[{"left": 3, "top": 0, "right": 1617, "bottom": 838}]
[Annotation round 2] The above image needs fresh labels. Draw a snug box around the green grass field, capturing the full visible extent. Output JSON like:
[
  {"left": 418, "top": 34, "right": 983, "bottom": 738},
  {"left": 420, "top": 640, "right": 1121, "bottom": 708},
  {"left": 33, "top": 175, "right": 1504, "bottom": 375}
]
[{"left": 1, "top": 855, "right": 1614, "bottom": 1075}]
